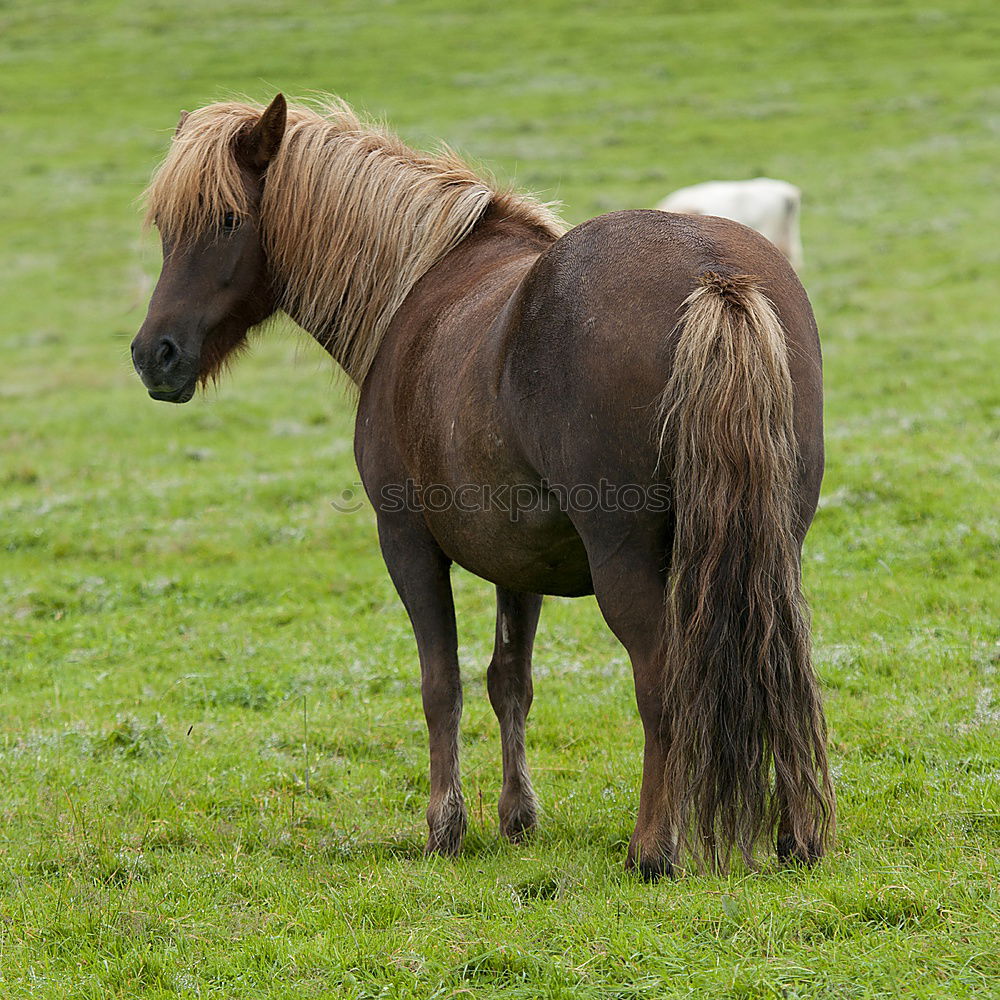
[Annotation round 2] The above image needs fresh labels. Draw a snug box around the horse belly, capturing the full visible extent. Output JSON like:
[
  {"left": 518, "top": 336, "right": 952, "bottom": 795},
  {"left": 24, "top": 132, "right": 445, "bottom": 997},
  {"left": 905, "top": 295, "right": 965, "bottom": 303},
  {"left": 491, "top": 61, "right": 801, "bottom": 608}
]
[{"left": 422, "top": 502, "right": 594, "bottom": 597}]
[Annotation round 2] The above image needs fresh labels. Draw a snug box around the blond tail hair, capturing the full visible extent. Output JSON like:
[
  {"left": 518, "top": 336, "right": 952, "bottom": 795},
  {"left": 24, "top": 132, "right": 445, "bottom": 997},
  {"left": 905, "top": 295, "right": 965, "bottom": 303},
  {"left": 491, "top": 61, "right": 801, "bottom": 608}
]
[{"left": 658, "top": 272, "right": 834, "bottom": 871}]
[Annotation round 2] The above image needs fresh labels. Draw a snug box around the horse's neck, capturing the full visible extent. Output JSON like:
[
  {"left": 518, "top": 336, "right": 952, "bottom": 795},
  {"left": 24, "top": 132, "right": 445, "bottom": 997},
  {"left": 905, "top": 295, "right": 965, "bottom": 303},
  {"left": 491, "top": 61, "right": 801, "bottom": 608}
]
[
  {"left": 390, "top": 205, "right": 556, "bottom": 320},
  {"left": 289, "top": 204, "right": 556, "bottom": 379}
]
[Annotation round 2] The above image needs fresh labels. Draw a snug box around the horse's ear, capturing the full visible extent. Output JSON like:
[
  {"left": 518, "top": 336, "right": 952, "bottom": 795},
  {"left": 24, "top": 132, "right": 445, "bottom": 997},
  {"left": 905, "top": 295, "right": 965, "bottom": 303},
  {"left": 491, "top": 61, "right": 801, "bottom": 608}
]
[
  {"left": 240, "top": 93, "right": 287, "bottom": 170},
  {"left": 175, "top": 111, "right": 189, "bottom": 137}
]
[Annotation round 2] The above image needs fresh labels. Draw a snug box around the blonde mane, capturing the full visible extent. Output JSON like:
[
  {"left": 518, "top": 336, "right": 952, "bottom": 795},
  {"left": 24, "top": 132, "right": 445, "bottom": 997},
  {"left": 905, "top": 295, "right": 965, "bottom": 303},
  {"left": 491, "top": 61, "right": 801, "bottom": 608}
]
[{"left": 144, "top": 97, "right": 566, "bottom": 383}]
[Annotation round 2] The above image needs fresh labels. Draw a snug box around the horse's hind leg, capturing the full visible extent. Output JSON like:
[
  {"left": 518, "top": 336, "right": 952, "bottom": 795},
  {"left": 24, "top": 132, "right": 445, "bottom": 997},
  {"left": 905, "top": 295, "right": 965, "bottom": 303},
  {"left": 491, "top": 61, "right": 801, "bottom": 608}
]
[
  {"left": 777, "top": 540, "right": 827, "bottom": 866},
  {"left": 587, "top": 543, "right": 674, "bottom": 880},
  {"left": 777, "top": 798, "right": 823, "bottom": 866},
  {"left": 487, "top": 587, "right": 543, "bottom": 842},
  {"left": 378, "top": 517, "right": 466, "bottom": 856}
]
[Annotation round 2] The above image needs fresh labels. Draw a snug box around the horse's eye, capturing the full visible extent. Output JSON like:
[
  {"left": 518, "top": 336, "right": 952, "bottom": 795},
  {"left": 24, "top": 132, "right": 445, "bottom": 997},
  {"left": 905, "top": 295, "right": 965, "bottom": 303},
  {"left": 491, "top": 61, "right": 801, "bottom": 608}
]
[{"left": 221, "top": 211, "right": 239, "bottom": 233}]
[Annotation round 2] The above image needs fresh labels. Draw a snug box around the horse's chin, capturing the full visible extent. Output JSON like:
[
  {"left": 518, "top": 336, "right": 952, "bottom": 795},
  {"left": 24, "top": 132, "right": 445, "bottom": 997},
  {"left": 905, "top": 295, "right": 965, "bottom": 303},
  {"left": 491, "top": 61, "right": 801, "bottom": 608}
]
[{"left": 148, "top": 382, "right": 197, "bottom": 404}]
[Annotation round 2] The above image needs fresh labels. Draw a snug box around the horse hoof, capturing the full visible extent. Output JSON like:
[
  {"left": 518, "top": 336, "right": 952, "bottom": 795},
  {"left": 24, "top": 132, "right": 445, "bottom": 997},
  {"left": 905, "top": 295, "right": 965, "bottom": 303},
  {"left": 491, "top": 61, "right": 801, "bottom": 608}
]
[
  {"left": 777, "top": 836, "right": 822, "bottom": 866},
  {"left": 627, "top": 851, "right": 674, "bottom": 882},
  {"left": 425, "top": 795, "right": 467, "bottom": 857},
  {"left": 424, "top": 827, "right": 464, "bottom": 858},
  {"left": 499, "top": 805, "right": 538, "bottom": 843}
]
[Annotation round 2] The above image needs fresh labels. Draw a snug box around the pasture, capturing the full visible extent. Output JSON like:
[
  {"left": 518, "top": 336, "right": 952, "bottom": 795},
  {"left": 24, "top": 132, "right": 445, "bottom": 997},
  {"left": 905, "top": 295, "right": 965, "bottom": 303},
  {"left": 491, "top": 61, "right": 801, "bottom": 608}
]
[{"left": 1, "top": 0, "right": 998, "bottom": 996}]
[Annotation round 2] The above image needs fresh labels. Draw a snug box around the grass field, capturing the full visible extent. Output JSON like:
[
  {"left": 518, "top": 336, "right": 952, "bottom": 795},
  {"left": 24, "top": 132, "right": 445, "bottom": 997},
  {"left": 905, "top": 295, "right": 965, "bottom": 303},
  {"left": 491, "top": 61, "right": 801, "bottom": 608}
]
[{"left": 2, "top": 0, "right": 999, "bottom": 996}]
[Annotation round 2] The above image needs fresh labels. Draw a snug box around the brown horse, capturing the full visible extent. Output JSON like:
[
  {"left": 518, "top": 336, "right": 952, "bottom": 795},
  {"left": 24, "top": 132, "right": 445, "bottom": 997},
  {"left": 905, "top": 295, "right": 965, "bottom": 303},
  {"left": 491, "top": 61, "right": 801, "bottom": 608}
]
[{"left": 132, "top": 94, "right": 834, "bottom": 877}]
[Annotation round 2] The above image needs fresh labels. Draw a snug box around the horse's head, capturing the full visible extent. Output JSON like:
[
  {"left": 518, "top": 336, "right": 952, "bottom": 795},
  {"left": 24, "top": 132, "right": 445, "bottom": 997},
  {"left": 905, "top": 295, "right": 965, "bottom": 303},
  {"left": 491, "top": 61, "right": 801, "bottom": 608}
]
[{"left": 131, "top": 95, "right": 287, "bottom": 402}]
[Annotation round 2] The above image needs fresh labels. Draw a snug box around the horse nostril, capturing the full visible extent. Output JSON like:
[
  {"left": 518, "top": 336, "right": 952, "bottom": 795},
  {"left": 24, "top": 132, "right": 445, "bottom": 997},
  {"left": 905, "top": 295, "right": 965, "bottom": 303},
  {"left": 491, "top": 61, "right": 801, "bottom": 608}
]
[{"left": 155, "top": 337, "right": 179, "bottom": 369}]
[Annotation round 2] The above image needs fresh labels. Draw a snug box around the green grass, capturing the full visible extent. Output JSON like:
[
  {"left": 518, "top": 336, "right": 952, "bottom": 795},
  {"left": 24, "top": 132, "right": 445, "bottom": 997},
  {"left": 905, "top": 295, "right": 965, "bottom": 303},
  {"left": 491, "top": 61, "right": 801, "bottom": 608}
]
[{"left": 2, "top": 0, "right": 998, "bottom": 996}]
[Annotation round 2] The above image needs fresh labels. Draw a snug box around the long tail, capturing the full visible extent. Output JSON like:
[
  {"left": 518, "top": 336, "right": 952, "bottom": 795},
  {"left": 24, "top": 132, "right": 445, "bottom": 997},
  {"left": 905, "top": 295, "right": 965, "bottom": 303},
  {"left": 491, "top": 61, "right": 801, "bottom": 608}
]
[{"left": 658, "top": 272, "right": 833, "bottom": 871}]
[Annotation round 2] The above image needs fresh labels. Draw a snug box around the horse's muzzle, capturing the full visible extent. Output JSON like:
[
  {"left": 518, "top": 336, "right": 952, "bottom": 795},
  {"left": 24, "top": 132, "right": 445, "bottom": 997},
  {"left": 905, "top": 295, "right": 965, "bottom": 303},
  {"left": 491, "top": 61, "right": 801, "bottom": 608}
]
[{"left": 131, "top": 332, "right": 198, "bottom": 403}]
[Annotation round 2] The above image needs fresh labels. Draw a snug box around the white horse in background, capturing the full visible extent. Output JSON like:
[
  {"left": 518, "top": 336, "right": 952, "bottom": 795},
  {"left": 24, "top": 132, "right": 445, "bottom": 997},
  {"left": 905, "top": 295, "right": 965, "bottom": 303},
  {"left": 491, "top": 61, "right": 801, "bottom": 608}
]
[{"left": 657, "top": 178, "right": 804, "bottom": 271}]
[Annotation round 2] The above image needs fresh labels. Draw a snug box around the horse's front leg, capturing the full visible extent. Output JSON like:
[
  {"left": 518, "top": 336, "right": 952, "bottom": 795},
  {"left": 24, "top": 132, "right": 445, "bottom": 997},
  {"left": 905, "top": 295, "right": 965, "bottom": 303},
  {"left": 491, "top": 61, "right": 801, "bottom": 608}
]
[
  {"left": 487, "top": 587, "right": 543, "bottom": 841},
  {"left": 378, "top": 517, "right": 466, "bottom": 856}
]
